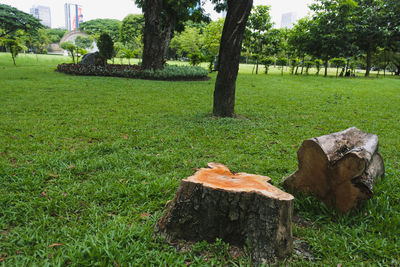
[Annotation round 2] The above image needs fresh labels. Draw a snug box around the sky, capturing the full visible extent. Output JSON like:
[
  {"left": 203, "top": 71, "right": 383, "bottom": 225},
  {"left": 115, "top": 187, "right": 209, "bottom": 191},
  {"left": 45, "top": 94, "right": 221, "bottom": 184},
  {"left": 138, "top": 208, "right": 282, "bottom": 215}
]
[{"left": 0, "top": 0, "right": 315, "bottom": 29}]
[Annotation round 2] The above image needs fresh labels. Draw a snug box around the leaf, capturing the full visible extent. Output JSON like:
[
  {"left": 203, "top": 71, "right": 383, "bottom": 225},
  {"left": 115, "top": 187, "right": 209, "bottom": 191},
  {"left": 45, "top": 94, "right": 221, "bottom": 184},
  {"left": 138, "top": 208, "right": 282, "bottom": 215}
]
[{"left": 48, "top": 243, "right": 63, "bottom": 248}]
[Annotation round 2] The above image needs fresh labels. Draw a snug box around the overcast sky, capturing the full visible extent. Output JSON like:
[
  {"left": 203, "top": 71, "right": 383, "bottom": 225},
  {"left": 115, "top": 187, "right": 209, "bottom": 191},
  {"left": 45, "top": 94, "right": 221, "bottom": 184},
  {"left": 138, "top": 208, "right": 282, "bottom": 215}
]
[{"left": 0, "top": 0, "right": 315, "bottom": 29}]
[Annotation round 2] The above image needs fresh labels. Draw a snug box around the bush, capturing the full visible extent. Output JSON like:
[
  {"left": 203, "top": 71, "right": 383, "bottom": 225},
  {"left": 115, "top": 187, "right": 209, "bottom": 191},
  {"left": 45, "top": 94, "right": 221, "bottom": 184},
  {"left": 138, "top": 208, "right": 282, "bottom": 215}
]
[
  {"left": 97, "top": 33, "right": 114, "bottom": 63},
  {"left": 188, "top": 53, "right": 202, "bottom": 66},
  {"left": 56, "top": 64, "right": 209, "bottom": 81}
]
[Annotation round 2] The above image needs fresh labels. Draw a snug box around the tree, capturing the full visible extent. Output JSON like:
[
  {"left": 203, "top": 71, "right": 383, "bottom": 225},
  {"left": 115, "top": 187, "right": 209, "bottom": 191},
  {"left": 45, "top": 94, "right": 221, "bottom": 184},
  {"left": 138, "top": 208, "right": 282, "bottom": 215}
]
[
  {"left": 118, "top": 48, "right": 137, "bottom": 65},
  {"left": 276, "top": 57, "right": 288, "bottom": 75},
  {"left": 202, "top": 18, "right": 224, "bottom": 71},
  {"left": 135, "top": 0, "right": 209, "bottom": 70},
  {"left": 213, "top": 0, "right": 253, "bottom": 117},
  {"left": 45, "top": 28, "right": 68, "bottom": 43},
  {"left": 315, "top": 59, "right": 323, "bottom": 75},
  {"left": 0, "top": 4, "right": 43, "bottom": 38},
  {"left": 2, "top": 39, "right": 23, "bottom": 66},
  {"left": 330, "top": 57, "right": 347, "bottom": 77},
  {"left": 120, "top": 14, "right": 144, "bottom": 51},
  {"left": 61, "top": 41, "right": 77, "bottom": 64},
  {"left": 97, "top": 33, "right": 114, "bottom": 64},
  {"left": 304, "top": 60, "right": 314, "bottom": 75},
  {"left": 352, "top": 0, "right": 388, "bottom": 77},
  {"left": 75, "top": 36, "right": 93, "bottom": 50},
  {"left": 260, "top": 57, "right": 275, "bottom": 74},
  {"left": 246, "top": 5, "right": 273, "bottom": 74},
  {"left": 79, "top": 19, "right": 122, "bottom": 41}
]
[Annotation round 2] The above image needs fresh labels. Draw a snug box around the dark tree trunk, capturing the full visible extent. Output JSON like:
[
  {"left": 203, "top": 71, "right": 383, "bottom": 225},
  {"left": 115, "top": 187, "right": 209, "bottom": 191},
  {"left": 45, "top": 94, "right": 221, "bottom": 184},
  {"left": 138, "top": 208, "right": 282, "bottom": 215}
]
[
  {"left": 141, "top": 0, "right": 175, "bottom": 70},
  {"left": 365, "top": 48, "right": 372, "bottom": 77},
  {"left": 300, "top": 56, "right": 305, "bottom": 75},
  {"left": 213, "top": 0, "right": 253, "bottom": 117},
  {"left": 324, "top": 59, "right": 328, "bottom": 77}
]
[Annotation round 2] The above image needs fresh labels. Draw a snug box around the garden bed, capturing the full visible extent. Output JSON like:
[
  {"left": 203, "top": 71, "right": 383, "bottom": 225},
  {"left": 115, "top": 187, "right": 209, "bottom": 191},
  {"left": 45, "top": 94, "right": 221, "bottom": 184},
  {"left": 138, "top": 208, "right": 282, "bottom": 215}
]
[{"left": 56, "top": 63, "right": 210, "bottom": 81}]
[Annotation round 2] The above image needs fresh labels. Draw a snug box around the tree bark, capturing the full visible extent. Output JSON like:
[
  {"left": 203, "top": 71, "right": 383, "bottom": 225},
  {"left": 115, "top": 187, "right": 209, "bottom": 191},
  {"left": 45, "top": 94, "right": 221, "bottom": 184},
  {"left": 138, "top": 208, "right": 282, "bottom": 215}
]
[
  {"left": 282, "top": 127, "right": 385, "bottom": 213},
  {"left": 141, "top": 0, "right": 175, "bottom": 70},
  {"left": 213, "top": 0, "right": 253, "bottom": 117},
  {"left": 156, "top": 163, "right": 294, "bottom": 264},
  {"left": 324, "top": 59, "right": 328, "bottom": 77}
]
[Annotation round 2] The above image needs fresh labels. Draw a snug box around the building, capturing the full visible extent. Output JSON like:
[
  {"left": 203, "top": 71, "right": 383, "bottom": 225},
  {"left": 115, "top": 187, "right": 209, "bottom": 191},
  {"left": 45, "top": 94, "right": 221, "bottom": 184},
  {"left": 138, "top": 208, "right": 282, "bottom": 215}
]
[
  {"left": 281, "top": 12, "right": 298, "bottom": 29},
  {"left": 65, "top": 3, "right": 84, "bottom": 31},
  {"left": 30, "top": 5, "right": 51, "bottom": 28}
]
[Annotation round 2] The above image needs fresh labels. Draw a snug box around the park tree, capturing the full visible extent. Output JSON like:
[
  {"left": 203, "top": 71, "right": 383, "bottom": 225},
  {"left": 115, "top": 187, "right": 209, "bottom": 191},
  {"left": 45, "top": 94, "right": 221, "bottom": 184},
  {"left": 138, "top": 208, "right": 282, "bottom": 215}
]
[
  {"left": 1, "top": 39, "right": 24, "bottom": 66},
  {"left": 246, "top": 5, "right": 273, "bottom": 74},
  {"left": 120, "top": 14, "right": 144, "bottom": 51},
  {"left": 213, "top": 0, "right": 253, "bottom": 117},
  {"left": 61, "top": 41, "right": 77, "bottom": 64},
  {"left": 260, "top": 57, "right": 275, "bottom": 74},
  {"left": 202, "top": 18, "right": 224, "bottom": 71},
  {"left": 45, "top": 28, "right": 68, "bottom": 43},
  {"left": 288, "top": 17, "right": 313, "bottom": 74},
  {"left": 79, "top": 19, "right": 122, "bottom": 41},
  {"left": 308, "top": 0, "right": 357, "bottom": 76},
  {"left": 0, "top": 4, "right": 43, "bottom": 38},
  {"left": 75, "top": 36, "right": 93, "bottom": 50},
  {"left": 134, "top": 0, "right": 209, "bottom": 70},
  {"left": 330, "top": 57, "right": 347, "bottom": 77},
  {"left": 352, "top": 0, "right": 388, "bottom": 77}
]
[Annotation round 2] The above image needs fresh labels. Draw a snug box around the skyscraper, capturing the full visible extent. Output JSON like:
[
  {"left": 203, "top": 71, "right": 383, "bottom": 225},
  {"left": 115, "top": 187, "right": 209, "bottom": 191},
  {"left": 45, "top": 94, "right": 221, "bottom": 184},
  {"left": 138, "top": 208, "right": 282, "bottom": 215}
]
[
  {"left": 65, "top": 3, "right": 84, "bottom": 31},
  {"left": 281, "top": 12, "right": 298, "bottom": 29},
  {"left": 30, "top": 5, "right": 51, "bottom": 28}
]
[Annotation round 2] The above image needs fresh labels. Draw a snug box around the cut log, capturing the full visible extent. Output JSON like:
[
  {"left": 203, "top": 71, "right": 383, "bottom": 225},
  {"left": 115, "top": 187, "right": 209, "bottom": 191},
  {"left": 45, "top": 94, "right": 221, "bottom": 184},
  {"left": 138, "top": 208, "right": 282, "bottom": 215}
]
[
  {"left": 155, "top": 163, "right": 294, "bottom": 264},
  {"left": 282, "top": 127, "right": 385, "bottom": 213}
]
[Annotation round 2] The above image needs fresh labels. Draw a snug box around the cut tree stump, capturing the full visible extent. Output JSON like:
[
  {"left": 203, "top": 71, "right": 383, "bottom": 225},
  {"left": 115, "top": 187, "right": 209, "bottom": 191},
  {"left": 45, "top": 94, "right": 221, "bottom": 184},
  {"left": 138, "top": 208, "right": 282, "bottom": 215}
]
[
  {"left": 155, "top": 163, "right": 294, "bottom": 264},
  {"left": 282, "top": 127, "right": 385, "bottom": 213}
]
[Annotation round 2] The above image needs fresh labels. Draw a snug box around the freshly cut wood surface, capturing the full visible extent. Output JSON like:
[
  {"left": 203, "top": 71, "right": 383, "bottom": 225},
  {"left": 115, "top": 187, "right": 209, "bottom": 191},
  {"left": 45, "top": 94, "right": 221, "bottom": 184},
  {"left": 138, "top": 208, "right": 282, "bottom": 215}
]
[
  {"left": 282, "top": 127, "right": 385, "bottom": 213},
  {"left": 156, "top": 163, "right": 294, "bottom": 264}
]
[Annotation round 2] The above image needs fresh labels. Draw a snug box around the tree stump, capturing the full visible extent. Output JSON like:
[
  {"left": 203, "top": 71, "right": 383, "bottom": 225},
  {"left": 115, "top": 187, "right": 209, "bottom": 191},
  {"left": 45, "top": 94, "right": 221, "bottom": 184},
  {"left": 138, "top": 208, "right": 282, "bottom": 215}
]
[
  {"left": 282, "top": 127, "right": 385, "bottom": 213},
  {"left": 155, "top": 163, "right": 294, "bottom": 264}
]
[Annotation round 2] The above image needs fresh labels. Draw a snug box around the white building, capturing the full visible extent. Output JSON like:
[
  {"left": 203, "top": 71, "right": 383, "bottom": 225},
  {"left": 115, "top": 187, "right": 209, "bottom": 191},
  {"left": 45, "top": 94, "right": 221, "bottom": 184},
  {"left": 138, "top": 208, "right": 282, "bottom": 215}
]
[
  {"left": 281, "top": 12, "right": 298, "bottom": 29},
  {"left": 30, "top": 5, "right": 51, "bottom": 28}
]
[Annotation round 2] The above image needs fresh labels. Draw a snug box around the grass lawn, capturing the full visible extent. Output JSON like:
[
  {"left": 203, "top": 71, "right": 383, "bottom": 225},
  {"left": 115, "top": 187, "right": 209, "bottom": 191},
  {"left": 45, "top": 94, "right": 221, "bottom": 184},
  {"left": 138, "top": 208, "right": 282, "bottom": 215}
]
[{"left": 0, "top": 53, "right": 399, "bottom": 266}]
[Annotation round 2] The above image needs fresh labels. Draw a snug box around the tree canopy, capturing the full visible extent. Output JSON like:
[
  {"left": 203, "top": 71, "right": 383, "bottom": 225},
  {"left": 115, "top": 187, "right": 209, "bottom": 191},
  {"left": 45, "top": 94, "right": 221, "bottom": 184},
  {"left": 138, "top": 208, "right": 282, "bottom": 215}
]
[
  {"left": 0, "top": 4, "right": 43, "bottom": 38},
  {"left": 79, "top": 19, "right": 122, "bottom": 41}
]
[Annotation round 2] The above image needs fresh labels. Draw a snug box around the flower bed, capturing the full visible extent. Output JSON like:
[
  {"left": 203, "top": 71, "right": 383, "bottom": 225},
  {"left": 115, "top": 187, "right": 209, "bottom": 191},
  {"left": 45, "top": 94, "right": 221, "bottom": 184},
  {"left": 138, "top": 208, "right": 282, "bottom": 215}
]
[{"left": 56, "top": 64, "right": 209, "bottom": 81}]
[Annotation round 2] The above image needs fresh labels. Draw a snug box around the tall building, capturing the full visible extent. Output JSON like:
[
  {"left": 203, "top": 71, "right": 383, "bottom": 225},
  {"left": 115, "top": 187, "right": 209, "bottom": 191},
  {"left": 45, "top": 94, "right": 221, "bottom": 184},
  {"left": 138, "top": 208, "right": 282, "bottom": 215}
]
[
  {"left": 30, "top": 5, "right": 51, "bottom": 28},
  {"left": 65, "top": 3, "right": 84, "bottom": 31},
  {"left": 281, "top": 12, "right": 297, "bottom": 29}
]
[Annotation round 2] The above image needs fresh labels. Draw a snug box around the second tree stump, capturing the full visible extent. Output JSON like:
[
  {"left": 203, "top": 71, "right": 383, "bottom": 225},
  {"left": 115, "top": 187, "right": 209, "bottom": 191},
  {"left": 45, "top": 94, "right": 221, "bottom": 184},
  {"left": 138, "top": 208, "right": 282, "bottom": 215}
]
[
  {"left": 282, "top": 127, "right": 385, "bottom": 213},
  {"left": 155, "top": 163, "right": 294, "bottom": 264}
]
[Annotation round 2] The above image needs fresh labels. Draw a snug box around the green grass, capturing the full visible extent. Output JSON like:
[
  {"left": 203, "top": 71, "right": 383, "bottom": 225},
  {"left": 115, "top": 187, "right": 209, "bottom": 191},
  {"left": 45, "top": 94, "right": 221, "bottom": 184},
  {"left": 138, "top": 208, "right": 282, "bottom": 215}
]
[{"left": 0, "top": 53, "right": 399, "bottom": 266}]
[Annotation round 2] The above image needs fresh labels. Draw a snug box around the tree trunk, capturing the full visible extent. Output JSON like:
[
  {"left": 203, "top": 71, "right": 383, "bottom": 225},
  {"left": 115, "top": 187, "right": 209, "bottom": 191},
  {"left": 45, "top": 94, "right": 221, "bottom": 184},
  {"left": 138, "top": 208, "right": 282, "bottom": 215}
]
[
  {"left": 155, "top": 163, "right": 294, "bottom": 264},
  {"left": 256, "top": 59, "right": 259, "bottom": 74},
  {"left": 282, "top": 127, "right": 385, "bottom": 213},
  {"left": 365, "top": 48, "right": 372, "bottom": 77},
  {"left": 141, "top": 0, "right": 174, "bottom": 70},
  {"left": 324, "top": 59, "right": 328, "bottom": 77},
  {"left": 300, "top": 56, "right": 305, "bottom": 75},
  {"left": 213, "top": 0, "right": 253, "bottom": 117}
]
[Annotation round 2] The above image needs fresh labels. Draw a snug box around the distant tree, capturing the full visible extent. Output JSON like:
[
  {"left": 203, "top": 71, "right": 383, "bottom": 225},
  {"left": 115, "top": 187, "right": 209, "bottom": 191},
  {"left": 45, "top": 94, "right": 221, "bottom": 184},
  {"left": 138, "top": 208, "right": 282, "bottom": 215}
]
[
  {"left": 61, "top": 41, "right": 77, "bottom": 63},
  {"left": 276, "top": 57, "right": 288, "bottom": 75},
  {"left": 304, "top": 60, "right": 314, "bottom": 75},
  {"left": 2, "top": 39, "right": 23, "bottom": 66},
  {"left": 0, "top": 4, "right": 43, "bottom": 38},
  {"left": 75, "top": 36, "right": 93, "bottom": 50},
  {"left": 118, "top": 48, "right": 137, "bottom": 65},
  {"left": 314, "top": 59, "right": 323, "bottom": 75},
  {"left": 97, "top": 33, "right": 114, "bottom": 64},
  {"left": 202, "top": 18, "right": 224, "bottom": 72},
  {"left": 45, "top": 28, "right": 68, "bottom": 43},
  {"left": 79, "top": 19, "right": 122, "bottom": 41},
  {"left": 246, "top": 5, "right": 273, "bottom": 74},
  {"left": 120, "top": 14, "right": 144, "bottom": 51},
  {"left": 260, "top": 57, "right": 275, "bottom": 74},
  {"left": 290, "top": 57, "right": 299, "bottom": 75},
  {"left": 330, "top": 57, "right": 347, "bottom": 77},
  {"left": 134, "top": 0, "right": 210, "bottom": 70}
]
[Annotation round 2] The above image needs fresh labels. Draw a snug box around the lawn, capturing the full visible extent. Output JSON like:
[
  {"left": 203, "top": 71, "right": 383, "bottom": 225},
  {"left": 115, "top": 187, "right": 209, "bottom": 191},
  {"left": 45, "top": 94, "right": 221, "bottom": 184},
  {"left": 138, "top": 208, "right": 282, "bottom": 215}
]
[{"left": 0, "top": 53, "right": 399, "bottom": 266}]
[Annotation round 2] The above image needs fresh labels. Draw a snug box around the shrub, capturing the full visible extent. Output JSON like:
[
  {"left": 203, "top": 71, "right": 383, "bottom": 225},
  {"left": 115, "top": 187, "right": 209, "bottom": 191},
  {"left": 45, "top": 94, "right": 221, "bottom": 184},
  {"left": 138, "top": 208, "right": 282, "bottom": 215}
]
[
  {"left": 56, "top": 64, "right": 209, "bottom": 81},
  {"left": 188, "top": 53, "right": 202, "bottom": 66},
  {"left": 97, "top": 33, "right": 114, "bottom": 63}
]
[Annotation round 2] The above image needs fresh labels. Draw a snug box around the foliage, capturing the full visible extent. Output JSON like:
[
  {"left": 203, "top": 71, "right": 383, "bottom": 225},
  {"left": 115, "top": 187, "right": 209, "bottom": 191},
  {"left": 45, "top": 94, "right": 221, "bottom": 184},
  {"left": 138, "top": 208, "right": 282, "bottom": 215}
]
[
  {"left": 118, "top": 48, "right": 138, "bottom": 65},
  {"left": 61, "top": 41, "right": 77, "bottom": 64},
  {"left": 330, "top": 57, "right": 347, "bottom": 77},
  {"left": 57, "top": 63, "right": 208, "bottom": 80},
  {"left": 79, "top": 19, "right": 122, "bottom": 41},
  {"left": 2, "top": 39, "right": 23, "bottom": 65},
  {"left": 0, "top": 4, "right": 43, "bottom": 38},
  {"left": 290, "top": 57, "right": 300, "bottom": 75},
  {"left": 276, "top": 57, "right": 288, "bottom": 75},
  {"left": 1, "top": 53, "right": 400, "bottom": 266},
  {"left": 45, "top": 28, "right": 68, "bottom": 43},
  {"left": 120, "top": 14, "right": 144, "bottom": 51},
  {"left": 97, "top": 33, "right": 114, "bottom": 63},
  {"left": 304, "top": 60, "right": 315, "bottom": 75},
  {"left": 188, "top": 52, "right": 202, "bottom": 66},
  {"left": 75, "top": 36, "right": 93, "bottom": 50},
  {"left": 260, "top": 57, "right": 275, "bottom": 74},
  {"left": 315, "top": 59, "right": 323, "bottom": 75}
]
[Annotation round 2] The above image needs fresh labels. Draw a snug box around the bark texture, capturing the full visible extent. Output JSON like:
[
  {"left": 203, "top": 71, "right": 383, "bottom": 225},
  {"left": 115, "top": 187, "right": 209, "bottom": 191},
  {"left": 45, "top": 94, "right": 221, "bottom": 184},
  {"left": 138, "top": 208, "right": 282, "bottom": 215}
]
[
  {"left": 141, "top": 0, "right": 175, "bottom": 70},
  {"left": 282, "top": 127, "right": 385, "bottom": 213},
  {"left": 213, "top": 0, "right": 253, "bottom": 117},
  {"left": 156, "top": 163, "right": 294, "bottom": 264}
]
